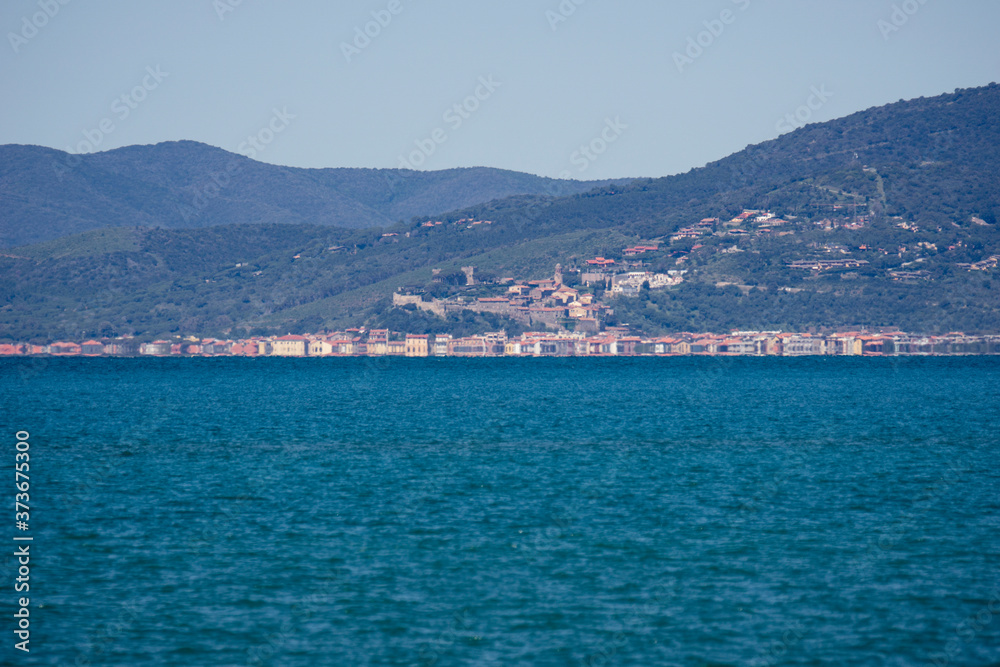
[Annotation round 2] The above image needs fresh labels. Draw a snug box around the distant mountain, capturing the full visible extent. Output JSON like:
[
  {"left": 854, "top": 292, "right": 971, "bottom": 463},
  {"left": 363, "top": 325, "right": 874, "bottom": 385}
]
[
  {"left": 2, "top": 84, "right": 999, "bottom": 340},
  {"left": 0, "top": 141, "right": 626, "bottom": 247}
]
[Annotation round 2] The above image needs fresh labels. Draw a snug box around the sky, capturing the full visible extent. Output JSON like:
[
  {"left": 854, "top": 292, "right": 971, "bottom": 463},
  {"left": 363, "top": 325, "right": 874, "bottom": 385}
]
[{"left": 2, "top": 0, "right": 998, "bottom": 181}]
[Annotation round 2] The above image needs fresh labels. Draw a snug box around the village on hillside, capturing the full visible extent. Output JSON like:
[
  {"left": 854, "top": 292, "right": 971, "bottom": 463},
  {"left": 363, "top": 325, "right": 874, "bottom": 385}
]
[
  {"left": 391, "top": 259, "right": 685, "bottom": 333},
  {"left": 396, "top": 208, "right": 999, "bottom": 321},
  {"left": 4, "top": 208, "right": 998, "bottom": 358}
]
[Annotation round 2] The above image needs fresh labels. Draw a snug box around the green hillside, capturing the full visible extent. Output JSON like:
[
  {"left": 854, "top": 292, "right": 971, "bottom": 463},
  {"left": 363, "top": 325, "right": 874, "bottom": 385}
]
[{"left": 2, "top": 84, "right": 998, "bottom": 341}]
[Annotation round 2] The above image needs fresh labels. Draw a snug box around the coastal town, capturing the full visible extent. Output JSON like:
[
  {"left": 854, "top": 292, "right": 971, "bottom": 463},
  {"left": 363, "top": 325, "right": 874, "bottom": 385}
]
[
  {"left": 2, "top": 329, "right": 999, "bottom": 358},
  {"left": 388, "top": 207, "right": 998, "bottom": 333},
  {"left": 388, "top": 259, "right": 684, "bottom": 332},
  {"left": 4, "top": 208, "right": 998, "bottom": 359}
]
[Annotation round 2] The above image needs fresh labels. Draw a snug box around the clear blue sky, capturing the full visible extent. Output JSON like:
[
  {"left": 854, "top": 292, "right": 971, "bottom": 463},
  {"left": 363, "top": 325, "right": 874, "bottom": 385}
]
[{"left": 2, "top": 0, "right": 997, "bottom": 180}]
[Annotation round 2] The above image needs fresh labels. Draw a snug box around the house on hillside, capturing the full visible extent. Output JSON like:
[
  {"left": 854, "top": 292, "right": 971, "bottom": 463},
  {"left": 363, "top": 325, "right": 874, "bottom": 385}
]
[
  {"left": 550, "top": 286, "right": 579, "bottom": 305},
  {"left": 528, "top": 307, "right": 564, "bottom": 329}
]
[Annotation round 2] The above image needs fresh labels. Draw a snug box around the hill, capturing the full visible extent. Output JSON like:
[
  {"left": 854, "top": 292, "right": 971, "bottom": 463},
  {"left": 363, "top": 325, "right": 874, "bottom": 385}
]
[
  {"left": 0, "top": 141, "right": 624, "bottom": 247},
  {"left": 1, "top": 84, "right": 998, "bottom": 340}
]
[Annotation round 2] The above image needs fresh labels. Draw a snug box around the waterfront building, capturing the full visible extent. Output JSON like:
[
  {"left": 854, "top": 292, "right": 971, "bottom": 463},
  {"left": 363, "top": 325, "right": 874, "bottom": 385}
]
[
  {"left": 270, "top": 335, "right": 308, "bottom": 357},
  {"left": 405, "top": 334, "right": 429, "bottom": 357}
]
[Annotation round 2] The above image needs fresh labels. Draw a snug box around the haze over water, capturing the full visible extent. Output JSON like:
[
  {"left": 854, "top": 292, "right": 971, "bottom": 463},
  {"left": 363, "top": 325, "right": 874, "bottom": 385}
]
[{"left": 4, "top": 356, "right": 999, "bottom": 665}]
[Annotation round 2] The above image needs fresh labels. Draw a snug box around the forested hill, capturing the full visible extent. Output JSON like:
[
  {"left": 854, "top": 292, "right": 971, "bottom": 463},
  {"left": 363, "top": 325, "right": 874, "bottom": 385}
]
[
  {"left": 462, "top": 82, "right": 1000, "bottom": 239},
  {"left": 2, "top": 84, "right": 999, "bottom": 340},
  {"left": 0, "top": 141, "right": 626, "bottom": 247}
]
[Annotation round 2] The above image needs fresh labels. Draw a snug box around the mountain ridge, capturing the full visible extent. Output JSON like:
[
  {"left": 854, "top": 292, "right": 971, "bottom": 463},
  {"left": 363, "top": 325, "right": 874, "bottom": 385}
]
[
  {"left": 2, "top": 84, "right": 999, "bottom": 340},
  {"left": 0, "top": 140, "right": 629, "bottom": 247}
]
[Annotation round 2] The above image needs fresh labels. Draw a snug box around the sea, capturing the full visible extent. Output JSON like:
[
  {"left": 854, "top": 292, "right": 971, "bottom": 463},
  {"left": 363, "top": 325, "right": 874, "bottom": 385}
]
[{"left": 2, "top": 356, "right": 999, "bottom": 666}]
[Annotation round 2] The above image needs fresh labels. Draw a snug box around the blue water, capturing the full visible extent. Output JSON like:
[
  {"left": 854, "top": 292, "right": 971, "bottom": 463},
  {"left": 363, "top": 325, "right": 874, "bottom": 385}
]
[{"left": 2, "top": 357, "right": 999, "bottom": 666}]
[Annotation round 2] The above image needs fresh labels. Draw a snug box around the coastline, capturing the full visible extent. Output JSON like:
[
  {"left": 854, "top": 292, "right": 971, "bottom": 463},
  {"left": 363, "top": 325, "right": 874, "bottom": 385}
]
[{"left": 3, "top": 329, "right": 1000, "bottom": 358}]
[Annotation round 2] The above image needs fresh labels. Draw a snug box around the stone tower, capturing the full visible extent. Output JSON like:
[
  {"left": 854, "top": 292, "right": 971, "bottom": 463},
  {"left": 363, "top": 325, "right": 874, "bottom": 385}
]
[{"left": 554, "top": 263, "right": 563, "bottom": 285}]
